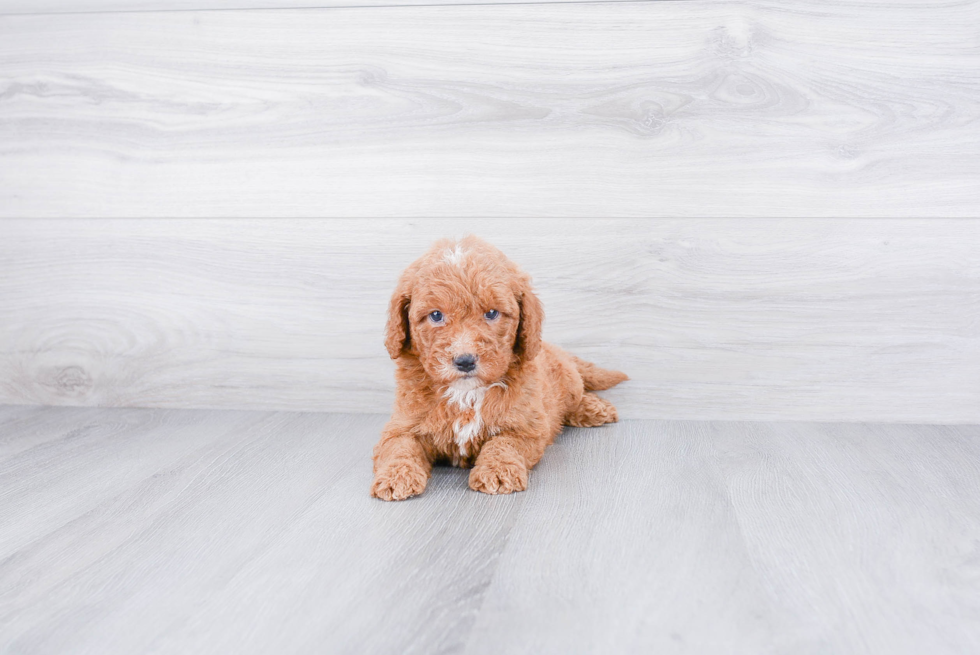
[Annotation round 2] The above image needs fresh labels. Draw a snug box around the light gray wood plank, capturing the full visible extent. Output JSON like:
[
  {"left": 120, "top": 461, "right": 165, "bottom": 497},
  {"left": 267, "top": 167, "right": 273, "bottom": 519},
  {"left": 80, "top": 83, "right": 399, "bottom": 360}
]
[
  {"left": 1, "top": 1, "right": 978, "bottom": 217},
  {"left": 0, "top": 405, "right": 106, "bottom": 463},
  {"left": 1, "top": 218, "right": 977, "bottom": 423},
  {"left": 463, "top": 420, "right": 980, "bottom": 654},
  {"left": 0, "top": 407, "right": 273, "bottom": 555},
  {"left": 140, "top": 431, "right": 524, "bottom": 655},
  {"left": 0, "top": 0, "right": 646, "bottom": 14},
  {"left": 1, "top": 406, "right": 979, "bottom": 653},
  {"left": 0, "top": 408, "right": 525, "bottom": 654},
  {"left": 0, "top": 404, "right": 45, "bottom": 428}
]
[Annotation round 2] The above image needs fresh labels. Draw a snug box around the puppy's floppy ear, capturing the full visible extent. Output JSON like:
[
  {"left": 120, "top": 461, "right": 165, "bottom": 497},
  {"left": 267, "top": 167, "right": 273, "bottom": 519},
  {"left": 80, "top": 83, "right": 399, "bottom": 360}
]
[
  {"left": 514, "top": 279, "right": 543, "bottom": 364},
  {"left": 384, "top": 274, "right": 413, "bottom": 360}
]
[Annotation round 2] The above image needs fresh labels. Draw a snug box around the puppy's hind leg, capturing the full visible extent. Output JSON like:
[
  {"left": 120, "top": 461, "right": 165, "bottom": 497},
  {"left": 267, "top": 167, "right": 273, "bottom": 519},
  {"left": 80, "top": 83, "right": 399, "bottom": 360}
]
[{"left": 566, "top": 392, "right": 619, "bottom": 427}]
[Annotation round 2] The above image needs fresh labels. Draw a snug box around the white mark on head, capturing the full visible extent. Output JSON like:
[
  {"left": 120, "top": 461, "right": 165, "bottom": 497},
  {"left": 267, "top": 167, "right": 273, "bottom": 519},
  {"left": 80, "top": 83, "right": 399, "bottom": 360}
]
[{"left": 443, "top": 244, "right": 466, "bottom": 267}]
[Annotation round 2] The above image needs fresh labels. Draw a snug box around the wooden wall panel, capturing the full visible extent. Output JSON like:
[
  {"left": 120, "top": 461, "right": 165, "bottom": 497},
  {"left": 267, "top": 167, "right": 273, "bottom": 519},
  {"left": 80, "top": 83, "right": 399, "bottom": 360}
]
[
  {"left": 0, "top": 0, "right": 954, "bottom": 14},
  {"left": 1, "top": 1, "right": 978, "bottom": 217},
  {"left": 1, "top": 218, "right": 977, "bottom": 422},
  {"left": 4, "top": 0, "right": 645, "bottom": 13}
]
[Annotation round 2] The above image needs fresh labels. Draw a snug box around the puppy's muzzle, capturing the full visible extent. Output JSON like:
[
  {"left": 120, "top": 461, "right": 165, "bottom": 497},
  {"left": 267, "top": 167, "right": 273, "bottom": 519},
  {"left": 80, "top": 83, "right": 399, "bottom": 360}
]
[{"left": 453, "top": 354, "right": 478, "bottom": 373}]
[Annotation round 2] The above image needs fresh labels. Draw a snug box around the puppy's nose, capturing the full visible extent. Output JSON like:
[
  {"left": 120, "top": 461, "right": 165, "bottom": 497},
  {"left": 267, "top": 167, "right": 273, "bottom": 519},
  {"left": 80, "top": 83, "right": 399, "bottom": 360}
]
[{"left": 453, "top": 354, "right": 478, "bottom": 373}]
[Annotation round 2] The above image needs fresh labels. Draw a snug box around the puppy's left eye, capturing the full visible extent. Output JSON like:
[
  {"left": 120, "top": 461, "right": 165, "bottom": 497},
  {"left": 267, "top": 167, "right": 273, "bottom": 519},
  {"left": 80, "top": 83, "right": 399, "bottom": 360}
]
[{"left": 484, "top": 309, "right": 499, "bottom": 320}]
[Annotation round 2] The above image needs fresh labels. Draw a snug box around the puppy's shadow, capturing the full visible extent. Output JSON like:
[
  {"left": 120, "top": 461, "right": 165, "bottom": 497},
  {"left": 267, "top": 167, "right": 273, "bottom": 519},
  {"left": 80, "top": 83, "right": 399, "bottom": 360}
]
[{"left": 428, "top": 463, "right": 470, "bottom": 494}]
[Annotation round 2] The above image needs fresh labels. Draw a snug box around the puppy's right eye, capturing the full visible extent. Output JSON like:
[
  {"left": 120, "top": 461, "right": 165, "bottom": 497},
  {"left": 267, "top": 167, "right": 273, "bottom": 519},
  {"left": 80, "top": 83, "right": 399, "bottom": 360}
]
[{"left": 428, "top": 310, "right": 444, "bottom": 324}]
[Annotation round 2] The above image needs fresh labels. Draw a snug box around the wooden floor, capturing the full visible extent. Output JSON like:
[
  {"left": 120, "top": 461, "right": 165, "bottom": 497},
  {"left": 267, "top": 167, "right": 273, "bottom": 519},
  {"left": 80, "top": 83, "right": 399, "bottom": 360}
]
[{"left": 2, "top": 406, "right": 979, "bottom": 653}]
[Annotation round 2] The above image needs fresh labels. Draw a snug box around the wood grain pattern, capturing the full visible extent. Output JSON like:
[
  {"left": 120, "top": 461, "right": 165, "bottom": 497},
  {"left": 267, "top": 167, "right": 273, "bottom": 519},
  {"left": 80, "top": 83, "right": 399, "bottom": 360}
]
[
  {"left": 1, "top": 407, "right": 979, "bottom": 653},
  {"left": 1, "top": 0, "right": 640, "bottom": 14},
  {"left": 1, "top": 218, "right": 977, "bottom": 422},
  {"left": 466, "top": 419, "right": 980, "bottom": 654},
  {"left": 1, "top": 1, "right": 979, "bottom": 217}
]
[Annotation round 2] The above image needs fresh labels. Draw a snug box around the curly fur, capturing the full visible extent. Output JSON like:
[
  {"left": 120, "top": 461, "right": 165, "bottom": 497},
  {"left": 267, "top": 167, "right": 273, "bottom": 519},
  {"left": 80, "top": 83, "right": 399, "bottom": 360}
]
[{"left": 371, "top": 236, "right": 628, "bottom": 500}]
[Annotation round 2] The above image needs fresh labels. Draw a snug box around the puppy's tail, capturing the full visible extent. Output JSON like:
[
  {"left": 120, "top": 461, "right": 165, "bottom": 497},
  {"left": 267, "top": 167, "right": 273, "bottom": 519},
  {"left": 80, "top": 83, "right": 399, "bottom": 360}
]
[{"left": 571, "top": 355, "right": 629, "bottom": 391}]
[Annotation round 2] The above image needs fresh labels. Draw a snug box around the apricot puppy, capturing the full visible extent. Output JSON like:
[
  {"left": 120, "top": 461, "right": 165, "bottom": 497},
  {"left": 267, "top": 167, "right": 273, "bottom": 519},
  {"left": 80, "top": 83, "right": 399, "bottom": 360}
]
[{"left": 371, "top": 236, "right": 627, "bottom": 500}]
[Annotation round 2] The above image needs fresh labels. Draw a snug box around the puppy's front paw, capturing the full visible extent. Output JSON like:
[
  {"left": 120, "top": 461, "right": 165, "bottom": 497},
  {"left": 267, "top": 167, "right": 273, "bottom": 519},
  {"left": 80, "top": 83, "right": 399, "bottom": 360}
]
[
  {"left": 372, "top": 460, "right": 428, "bottom": 501},
  {"left": 469, "top": 460, "right": 528, "bottom": 495}
]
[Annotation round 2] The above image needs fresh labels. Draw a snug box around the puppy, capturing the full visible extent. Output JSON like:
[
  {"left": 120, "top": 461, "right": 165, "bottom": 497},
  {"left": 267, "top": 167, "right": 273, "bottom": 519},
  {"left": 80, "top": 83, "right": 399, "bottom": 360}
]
[{"left": 371, "top": 236, "right": 627, "bottom": 500}]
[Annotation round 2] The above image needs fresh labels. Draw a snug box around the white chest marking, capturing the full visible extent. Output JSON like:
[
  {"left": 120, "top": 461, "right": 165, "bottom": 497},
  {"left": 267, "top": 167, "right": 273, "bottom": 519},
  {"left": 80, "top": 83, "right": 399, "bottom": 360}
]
[{"left": 444, "top": 378, "right": 505, "bottom": 456}]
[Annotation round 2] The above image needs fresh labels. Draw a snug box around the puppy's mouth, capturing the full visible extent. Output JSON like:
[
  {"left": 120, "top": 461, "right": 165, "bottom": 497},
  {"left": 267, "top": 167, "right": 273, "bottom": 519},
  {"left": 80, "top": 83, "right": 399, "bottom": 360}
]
[{"left": 447, "top": 367, "right": 482, "bottom": 384}]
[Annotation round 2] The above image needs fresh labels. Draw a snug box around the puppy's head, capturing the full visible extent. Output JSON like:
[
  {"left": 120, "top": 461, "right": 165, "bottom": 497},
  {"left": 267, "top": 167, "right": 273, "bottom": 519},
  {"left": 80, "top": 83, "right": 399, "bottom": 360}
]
[{"left": 385, "top": 236, "right": 542, "bottom": 385}]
